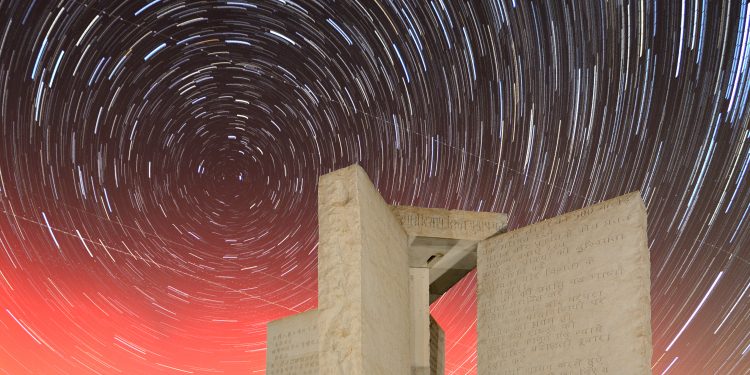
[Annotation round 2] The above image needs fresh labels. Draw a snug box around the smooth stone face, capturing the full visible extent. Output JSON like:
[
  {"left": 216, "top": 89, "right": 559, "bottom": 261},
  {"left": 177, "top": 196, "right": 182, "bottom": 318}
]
[
  {"left": 477, "top": 192, "right": 652, "bottom": 375},
  {"left": 318, "top": 164, "right": 411, "bottom": 375},
  {"left": 410, "top": 268, "right": 430, "bottom": 374},
  {"left": 266, "top": 309, "right": 319, "bottom": 375}
]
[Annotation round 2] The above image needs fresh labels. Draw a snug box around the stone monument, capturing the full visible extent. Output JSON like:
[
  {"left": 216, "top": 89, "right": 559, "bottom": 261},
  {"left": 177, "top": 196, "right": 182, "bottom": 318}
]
[
  {"left": 266, "top": 164, "right": 652, "bottom": 375},
  {"left": 477, "top": 192, "right": 652, "bottom": 374}
]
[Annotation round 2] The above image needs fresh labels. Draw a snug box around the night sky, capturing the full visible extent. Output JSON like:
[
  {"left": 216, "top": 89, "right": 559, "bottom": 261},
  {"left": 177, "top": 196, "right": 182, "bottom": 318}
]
[{"left": 0, "top": 0, "right": 748, "bottom": 374}]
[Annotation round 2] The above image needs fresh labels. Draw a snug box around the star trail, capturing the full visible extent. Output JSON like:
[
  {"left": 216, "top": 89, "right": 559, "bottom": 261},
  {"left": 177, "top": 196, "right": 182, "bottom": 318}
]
[{"left": 0, "top": 0, "right": 748, "bottom": 374}]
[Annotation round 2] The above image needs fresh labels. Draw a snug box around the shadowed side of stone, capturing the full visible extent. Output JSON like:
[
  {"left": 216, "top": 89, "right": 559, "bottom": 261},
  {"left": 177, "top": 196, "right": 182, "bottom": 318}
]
[
  {"left": 398, "top": 205, "right": 508, "bottom": 373},
  {"left": 391, "top": 205, "right": 508, "bottom": 303},
  {"left": 429, "top": 316, "right": 445, "bottom": 375}
]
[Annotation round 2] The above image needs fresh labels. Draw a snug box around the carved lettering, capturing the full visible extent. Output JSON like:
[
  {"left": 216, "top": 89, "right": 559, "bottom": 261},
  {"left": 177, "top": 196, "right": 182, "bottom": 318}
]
[{"left": 477, "top": 192, "right": 651, "bottom": 374}]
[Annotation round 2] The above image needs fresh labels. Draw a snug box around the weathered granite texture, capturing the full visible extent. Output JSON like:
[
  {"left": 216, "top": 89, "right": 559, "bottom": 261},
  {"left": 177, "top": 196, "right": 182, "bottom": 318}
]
[
  {"left": 477, "top": 192, "right": 652, "bottom": 374},
  {"left": 317, "top": 164, "right": 410, "bottom": 375}
]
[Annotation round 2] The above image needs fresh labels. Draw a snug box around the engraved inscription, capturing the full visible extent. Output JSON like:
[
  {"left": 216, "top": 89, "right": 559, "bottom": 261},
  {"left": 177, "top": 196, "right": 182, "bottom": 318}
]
[
  {"left": 266, "top": 310, "right": 318, "bottom": 375},
  {"left": 477, "top": 192, "right": 651, "bottom": 374},
  {"left": 391, "top": 206, "right": 508, "bottom": 241},
  {"left": 399, "top": 213, "right": 501, "bottom": 235}
]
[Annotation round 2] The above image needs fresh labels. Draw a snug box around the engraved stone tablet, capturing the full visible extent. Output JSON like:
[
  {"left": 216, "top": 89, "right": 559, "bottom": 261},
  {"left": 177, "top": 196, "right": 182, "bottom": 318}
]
[
  {"left": 266, "top": 309, "right": 319, "bottom": 375},
  {"left": 392, "top": 205, "right": 507, "bottom": 241},
  {"left": 477, "top": 192, "right": 652, "bottom": 374},
  {"left": 318, "top": 165, "right": 410, "bottom": 375}
]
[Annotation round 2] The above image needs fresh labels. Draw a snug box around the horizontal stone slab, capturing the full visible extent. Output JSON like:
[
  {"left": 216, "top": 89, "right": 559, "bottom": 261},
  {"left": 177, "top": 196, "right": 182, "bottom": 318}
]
[{"left": 391, "top": 205, "right": 508, "bottom": 242}]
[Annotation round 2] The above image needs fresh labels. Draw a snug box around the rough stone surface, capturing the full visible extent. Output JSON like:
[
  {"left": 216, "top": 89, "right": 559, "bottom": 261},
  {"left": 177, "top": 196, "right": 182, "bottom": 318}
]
[
  {"left": 317, "top": 164, "right": 410, "bottom": 375},
  {"left": 266, "top": 309, "right": 319, "bottom": 375},
  {"left": 429, "top": 316, "right": 445, "bottom": 375},
  {"left": 477, "top": 192, "right": 652, "bottom": 374}
]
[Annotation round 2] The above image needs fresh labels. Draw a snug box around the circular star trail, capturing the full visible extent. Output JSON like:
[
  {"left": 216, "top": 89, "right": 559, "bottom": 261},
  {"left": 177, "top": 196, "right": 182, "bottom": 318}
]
[{"left": 0, "top": 0, "right": 749, "bottom": 374}]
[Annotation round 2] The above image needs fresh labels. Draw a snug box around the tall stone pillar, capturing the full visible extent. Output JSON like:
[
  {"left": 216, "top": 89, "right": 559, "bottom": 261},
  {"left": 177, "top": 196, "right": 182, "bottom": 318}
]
[{"left": 317, "top": 165, "right": 411, "bottom": 375}]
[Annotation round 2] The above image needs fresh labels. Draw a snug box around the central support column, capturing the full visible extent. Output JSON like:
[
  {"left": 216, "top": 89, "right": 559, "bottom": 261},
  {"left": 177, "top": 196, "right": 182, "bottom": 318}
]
[
  {"left": 393, "top": 205, "right": 508, "bottom": 375},
  {"left": 410, "top": 268, "right": 431, "bottom": 375}
]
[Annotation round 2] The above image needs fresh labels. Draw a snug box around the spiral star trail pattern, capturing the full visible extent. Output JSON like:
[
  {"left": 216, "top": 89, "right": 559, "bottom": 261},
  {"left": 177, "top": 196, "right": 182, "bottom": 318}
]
[{"left": 0, "top": 0, "right": 748, "bottom": 373}]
